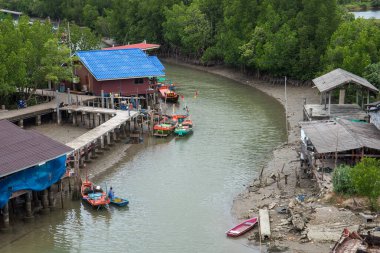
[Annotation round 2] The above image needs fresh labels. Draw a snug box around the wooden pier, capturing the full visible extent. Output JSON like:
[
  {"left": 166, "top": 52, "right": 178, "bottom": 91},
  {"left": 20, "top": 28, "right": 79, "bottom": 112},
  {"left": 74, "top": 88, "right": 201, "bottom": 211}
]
[
  {"left": 0, "top": 90, "right": 96, "bottom": 127},
  {"left": 61, "top": 105, "right": 139, "bottom": 151}
]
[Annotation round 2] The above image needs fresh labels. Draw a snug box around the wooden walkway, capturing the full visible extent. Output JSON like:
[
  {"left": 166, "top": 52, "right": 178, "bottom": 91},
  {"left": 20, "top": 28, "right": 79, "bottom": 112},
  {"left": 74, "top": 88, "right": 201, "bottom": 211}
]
[
  {"left": 0, "top": 91, "right": 96, "bottom": 122},
  {"left": 61, "top": 106, "right": 139, "bottom": 151}
]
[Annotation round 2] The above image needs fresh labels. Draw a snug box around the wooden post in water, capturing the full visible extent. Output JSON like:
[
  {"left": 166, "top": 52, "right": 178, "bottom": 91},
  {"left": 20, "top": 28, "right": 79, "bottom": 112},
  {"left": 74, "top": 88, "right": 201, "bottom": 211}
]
[
  {"left": 24, "top": 191, "right": 34, "bottom": 222},
  {"left": 72, "top": 149, "right": 81, "bottom": 200},
  {"left": 1, "top": 202, "right": 10, "bottom": 230},
  {"left": 60, "top": 180, "right": 64, "bottom": 209},
  {"left": 284, "top": 76, "right": 288, "bottom": 144}
]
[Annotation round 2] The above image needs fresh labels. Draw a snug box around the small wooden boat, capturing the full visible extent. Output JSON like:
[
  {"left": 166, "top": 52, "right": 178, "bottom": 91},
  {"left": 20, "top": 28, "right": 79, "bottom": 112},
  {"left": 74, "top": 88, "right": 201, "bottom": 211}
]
[
  {"left": 81, "top": 180, "right": 110, "bottom": 208},
  {"left": 153, "top": 123, "right": 176, "bottom": 137},
  {"left": 159, "top": 86, "right": 179, "bottom": 103},
  {"left": 331, "top": 228, "right": 380, "bottom": 253},
  {"left": 110, "top": 197, "right": 129, "bottom": 207},
  {"left": 174, "top": 119, "right": 193, "bottom": 136},
  {"left": 226, "top": 217, "right": 258, "bottom": 237},
  {"left": 171, "top": 114, "right": 187, "bottom": 124}
]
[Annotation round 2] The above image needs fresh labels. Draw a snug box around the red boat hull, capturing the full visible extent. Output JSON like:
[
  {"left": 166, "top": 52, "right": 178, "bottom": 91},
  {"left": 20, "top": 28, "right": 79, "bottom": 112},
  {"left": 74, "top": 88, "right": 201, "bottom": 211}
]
[
  {"left": 81, "top": 180, "right": 110, "bottom": 208},
  {"left": 159, "top": 86, "right": 179, "bottom": 103},
  {"left": 226, "top": 217, "right": 258, "bottom": 237}
]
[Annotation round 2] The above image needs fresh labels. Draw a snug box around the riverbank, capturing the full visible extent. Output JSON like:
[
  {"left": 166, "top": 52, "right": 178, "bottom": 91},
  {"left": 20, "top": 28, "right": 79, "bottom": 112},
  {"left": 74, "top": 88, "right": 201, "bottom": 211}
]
[{"left": 161, "top": 58, "right": 368, "bottom": 252}]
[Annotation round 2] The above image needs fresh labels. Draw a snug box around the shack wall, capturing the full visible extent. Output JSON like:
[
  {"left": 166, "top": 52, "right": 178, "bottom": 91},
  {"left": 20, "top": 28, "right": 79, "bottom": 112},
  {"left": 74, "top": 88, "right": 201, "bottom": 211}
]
[{"left": 369, "top": 111, "right": 380, "bottom": 130}]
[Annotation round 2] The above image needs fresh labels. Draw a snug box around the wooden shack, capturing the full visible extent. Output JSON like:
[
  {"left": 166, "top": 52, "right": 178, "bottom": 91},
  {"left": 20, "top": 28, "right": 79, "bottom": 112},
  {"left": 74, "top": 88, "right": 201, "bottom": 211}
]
[
  {"left": 300, "top": 118, "right": 380, "bottom": 189},
  {"left": 74, "top": 49, "right": 165, "bottom": 96},
  {"left": 303, "top": 68, "right": 379, "bottom": 121}
]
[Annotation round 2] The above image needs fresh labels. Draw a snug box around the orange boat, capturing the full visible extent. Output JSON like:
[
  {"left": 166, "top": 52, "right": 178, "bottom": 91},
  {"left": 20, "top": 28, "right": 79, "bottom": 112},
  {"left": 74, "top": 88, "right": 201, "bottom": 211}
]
[
  {"left": 159, "top": 86, "right": 179, "bottom": 103},
  {"left": 171, "top": 114, "right": 187, "bottom": 122},
  {"left": 81, "top": 180, "right": 110, "bottom": 208},
  {"left": 153, "top": 123, "right": 176, "bottom": 137}
]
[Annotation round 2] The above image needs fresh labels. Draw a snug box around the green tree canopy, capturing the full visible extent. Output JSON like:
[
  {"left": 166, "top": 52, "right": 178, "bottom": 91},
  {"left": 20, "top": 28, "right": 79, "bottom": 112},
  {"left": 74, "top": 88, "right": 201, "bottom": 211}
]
[
  {"left": 350, "top": 157, "right": 380, "bottom": 209},
  {"left": 363, "top": 63, "right": 380, "bottom": 89},
  {"left": 323, "top": 18, "right": 380, "bottom": 75}
]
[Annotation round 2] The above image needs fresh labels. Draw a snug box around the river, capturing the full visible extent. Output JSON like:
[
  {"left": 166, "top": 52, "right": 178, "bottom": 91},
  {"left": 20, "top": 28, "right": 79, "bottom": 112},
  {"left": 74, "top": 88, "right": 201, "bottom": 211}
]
[
  {"left": 351, "top": 10, "right": 380, "bottom": 19},
  {"left": 0, "top": 63, "right": 286, "bottom": 253}
]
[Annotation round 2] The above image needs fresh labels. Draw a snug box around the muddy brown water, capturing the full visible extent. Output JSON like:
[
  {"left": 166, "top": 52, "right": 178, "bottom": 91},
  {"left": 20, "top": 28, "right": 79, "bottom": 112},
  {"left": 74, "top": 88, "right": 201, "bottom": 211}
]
[{"left": 0, "top": 63, "right": 286, "bottom": 253}]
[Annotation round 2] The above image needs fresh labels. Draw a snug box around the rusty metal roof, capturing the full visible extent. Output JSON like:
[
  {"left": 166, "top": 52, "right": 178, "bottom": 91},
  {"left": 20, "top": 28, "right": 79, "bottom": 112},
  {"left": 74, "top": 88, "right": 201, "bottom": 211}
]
[
  {"left": 0, "top": 120, "right": 73, "bottom": 177},
  {"left": 312, "top": 68, "right": 379, "bottom": 93},
  {"left": 300, "top": 118, "right": 380, "bottom": 153}
]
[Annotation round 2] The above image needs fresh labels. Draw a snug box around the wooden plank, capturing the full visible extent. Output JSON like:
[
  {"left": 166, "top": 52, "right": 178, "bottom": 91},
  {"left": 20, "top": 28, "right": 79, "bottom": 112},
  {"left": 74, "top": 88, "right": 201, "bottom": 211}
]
[
  {"left": 259, "top": 209, "right": 271, "bottom": 240},
  {"left": 64, "top": 106, "right": 138, "bottom": 151}
]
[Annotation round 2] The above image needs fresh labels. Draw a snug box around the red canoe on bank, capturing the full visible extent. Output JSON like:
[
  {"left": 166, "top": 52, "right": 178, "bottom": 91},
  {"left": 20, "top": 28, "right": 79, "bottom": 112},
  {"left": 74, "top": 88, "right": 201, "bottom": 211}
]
[{"left": 226, "top": 217, "right": 258, "bottom": 237}]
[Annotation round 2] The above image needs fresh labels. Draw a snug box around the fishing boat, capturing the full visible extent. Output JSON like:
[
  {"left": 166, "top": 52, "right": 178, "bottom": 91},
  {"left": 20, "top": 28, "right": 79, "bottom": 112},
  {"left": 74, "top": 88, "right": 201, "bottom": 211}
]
[
  {"left": 174, "top": 119, "right": 193, "bottom": 136},
  {"left": 110, "top": 197, "right": 129, "bottom": 207},
  {"left": 153, "top": 123, "right": 176, "bottom": 137},
  {"left": 226, "top": 217, "right": 258, "bottom": 237},
  {"left": 171, "top": 114, "right": 187, "bottom": 124},
  {"left": 159, "top": 86, "right": 179, "bottom": 103},
  {"left": 81, "top": 180, "right": 110, "bottom": 208}
]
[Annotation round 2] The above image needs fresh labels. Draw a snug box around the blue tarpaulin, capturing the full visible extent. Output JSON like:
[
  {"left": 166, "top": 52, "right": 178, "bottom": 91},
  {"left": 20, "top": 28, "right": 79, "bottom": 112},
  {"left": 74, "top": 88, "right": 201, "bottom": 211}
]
[{"left": 0, "top": 155, "right": 67, "bottom": 209}]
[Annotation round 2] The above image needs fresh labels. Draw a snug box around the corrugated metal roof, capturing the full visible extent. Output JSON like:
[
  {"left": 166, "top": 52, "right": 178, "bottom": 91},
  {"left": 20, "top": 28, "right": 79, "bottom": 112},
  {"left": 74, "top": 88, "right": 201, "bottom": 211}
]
[
  {"left": 0, "top": 120, "right": 73, "bottom": 177},
  {"left": 312, "top": 68, "right": 379, "bottom": 93},
  {"left": 76, "top": 49, "right": 165, "bottom": 81},
  {"left": 149, "top": 56, "right": 165, "bottom": 71},
  {"left": 300, "top": 118, "right": 380, "bottom": 153},
  {"left": 102, "top": 43, "right": 160, "bottom": 51}
]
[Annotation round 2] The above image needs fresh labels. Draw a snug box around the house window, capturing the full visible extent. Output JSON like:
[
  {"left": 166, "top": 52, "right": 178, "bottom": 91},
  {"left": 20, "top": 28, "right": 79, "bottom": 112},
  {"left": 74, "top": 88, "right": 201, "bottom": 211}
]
[{"left": 134, "top": 78, "right": 144, "bottom": 84}]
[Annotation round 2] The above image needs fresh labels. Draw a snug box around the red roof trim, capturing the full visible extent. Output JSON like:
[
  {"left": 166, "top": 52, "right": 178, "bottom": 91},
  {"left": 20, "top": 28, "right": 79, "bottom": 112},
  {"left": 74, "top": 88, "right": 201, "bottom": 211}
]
[{"left": 103, "top": 43, "right": 160, "bottom": 51}]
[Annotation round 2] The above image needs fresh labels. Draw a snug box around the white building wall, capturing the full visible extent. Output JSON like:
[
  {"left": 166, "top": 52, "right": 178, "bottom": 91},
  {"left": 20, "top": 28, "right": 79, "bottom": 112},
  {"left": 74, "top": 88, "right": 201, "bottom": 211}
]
[{"left": 369, "top": 111, "right": 380, "bottom": 130}]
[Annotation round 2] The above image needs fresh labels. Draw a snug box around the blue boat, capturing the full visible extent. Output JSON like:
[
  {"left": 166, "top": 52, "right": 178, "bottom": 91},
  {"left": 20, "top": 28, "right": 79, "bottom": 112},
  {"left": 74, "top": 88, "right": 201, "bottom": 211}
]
[
  {"left": 174, "top": 119, "right": 193, "bottom": 136},
  {"left": 110, "top": 197, "right": 129, "bottom": 207}
]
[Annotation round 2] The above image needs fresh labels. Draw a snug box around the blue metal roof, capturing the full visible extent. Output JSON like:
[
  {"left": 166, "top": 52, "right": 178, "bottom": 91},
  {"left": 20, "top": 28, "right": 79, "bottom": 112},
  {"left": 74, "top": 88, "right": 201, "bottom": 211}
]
[
  {"left": 76, "top": 49, "right": 165, "bottom": 81},
  {"left": 148, "top": 56, "right": 165, "bottom": 71}
]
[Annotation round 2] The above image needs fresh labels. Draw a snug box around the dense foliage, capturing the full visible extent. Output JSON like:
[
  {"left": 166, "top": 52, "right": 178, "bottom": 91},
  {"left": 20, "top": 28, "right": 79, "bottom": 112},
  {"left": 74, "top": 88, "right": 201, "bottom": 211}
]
[
  {"left": 1, "top": 0, "right": 380, "bottom": 82},
  {"left": 332, "top": 165, "right": 356, "bottom": 195},
  {"left": 350, "top": 158, "right": 380, "bottom": 209},
  {"left": 332, "top": 158, "right": 380, "bottom": 210},
  {"left": 0, "top": 14, "right": 100, "bottom": 106},
  {"left": 0, "top": 17, "right": 72, "bottom": 101}
]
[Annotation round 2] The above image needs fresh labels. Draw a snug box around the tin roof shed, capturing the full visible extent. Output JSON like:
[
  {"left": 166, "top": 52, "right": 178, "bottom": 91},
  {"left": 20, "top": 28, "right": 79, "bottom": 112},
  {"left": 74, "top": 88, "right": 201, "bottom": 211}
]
[
  {"left": 312, "top": 68, "right": 379, "bottom": 93},
  {"left": 0, "top": 120, "right": 73, "bottom": 177},
  {"left": 300, "top": 118, "right": 380, "bottom": 154},
  {"left": 76, "top": 49, "right": 165, "bottom": 81}
]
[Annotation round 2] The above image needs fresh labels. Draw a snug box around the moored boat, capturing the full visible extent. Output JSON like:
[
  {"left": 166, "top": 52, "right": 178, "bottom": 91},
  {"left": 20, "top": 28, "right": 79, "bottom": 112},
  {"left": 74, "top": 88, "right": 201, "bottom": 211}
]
[
  {"left": 110, "top": 196, "right": 129, "bottom": 207},
  {"left": 226, "top": 217, "right": 258, "bottom": 237},
  {"left": 171, "top": 114, "right": 187, "bottom": 124},
  {"left": 174, "top": 119, "right": 193, "bottom": 136},
  {"left": 81, "top": 180, "right": 110, "bottom": 208},
  {"left": 153, "top": 123, "right": 176, "bottom": 137},
  {"left": 159, "top": 86, "right": 179, "bottom": 103}
]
